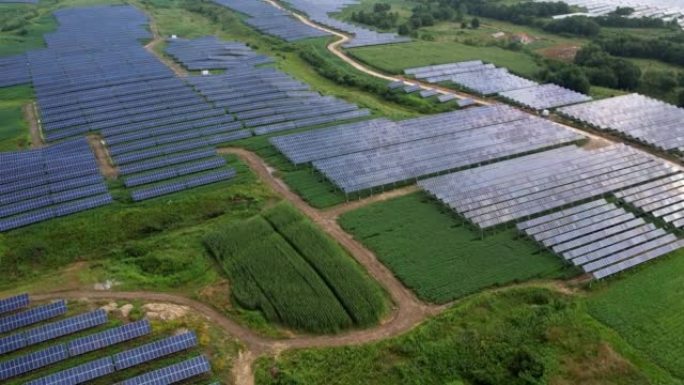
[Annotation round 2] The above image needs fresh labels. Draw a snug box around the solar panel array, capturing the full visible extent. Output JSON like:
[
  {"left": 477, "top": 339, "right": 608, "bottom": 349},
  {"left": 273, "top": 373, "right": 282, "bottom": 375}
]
[
  {"left": 271, "top": 105, "right": 584, "bottom": 193},
  {"left": 0, "top": 293, "right": 211, "bottom": 384},
  {"left": 186, "top": 64, "right": 370, "bottom": 136},
  {"left": 0, "top": 300, "right": 66, "bottom": 334},
  {"left": 117, "top": 355, "right": 211, "bottom": 385},
  {"left": 518, "top": 199, "right": 684, "bottom": 279},
  {"left": 0, "top": 55, "right": 30, "bottom": 87},
  {"left": 405, "top": 60, "right": 539, "bottom": 95},
  {"left": 284, "top": 0, "right": 411, "bottom": 47},
  {"left": 0, "top": 294, "right": 29, "bottom": 316},
  {"left": 165, "top": 36, "right": 273, "bottom": 71},
  {"left": 0, "top": 138, "right": 113, "bottom": 232},
  {"left": 0, "top": 6, "right": 243, "bottom": 203},
  {"left": 420, "top": 144, "right": 680, "bottom": 229},
  {"left": 558, "top": 93, "right": 684, "bottom": 154},
  {"left": 499, "top": 84, "right": 592, "bottom": 110},
  {"left": 616, "top": 173, "right": 684, "bottom": 229},
  {"left": 212, "top": 0, "right": 329, "bottom": 41}
]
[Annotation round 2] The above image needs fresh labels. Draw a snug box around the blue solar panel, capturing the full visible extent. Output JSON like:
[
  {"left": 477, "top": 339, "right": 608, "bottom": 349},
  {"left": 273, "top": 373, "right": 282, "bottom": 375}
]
[
  {"left": 0, "top": 293, "right": 29, "bottom": 315},
  {"left": 25, "top": 356, "right": 115, "bottom": 385},
  {"left": 117, "top": 355, "right": 211, "bottom": 385},
  {"left": 0, "top": 344, "right": 69, "bottom": 380},
  {"left": 0, "top": 300, "right": 67, "bottom": 333},
  {"left": 24, "top": 309, "right": 107, "bottom": 346},
  {"left": 0, "top": 332, "right": 26, "bottom": 355},
  {"left": 68, "top": 319, "right": 151, "bottom": 356},
  {"left": 113, "top": 332, "right": 198, "bottom": 370}
]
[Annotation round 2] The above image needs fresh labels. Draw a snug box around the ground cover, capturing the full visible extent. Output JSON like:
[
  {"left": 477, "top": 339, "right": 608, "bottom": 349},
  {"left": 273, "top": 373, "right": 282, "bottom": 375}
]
[
  {"left": 204, "top": 203, "right": 388, "bottom": 333},
  {"left": 338, "top": 193, "right": 568, "bottom": 303}
]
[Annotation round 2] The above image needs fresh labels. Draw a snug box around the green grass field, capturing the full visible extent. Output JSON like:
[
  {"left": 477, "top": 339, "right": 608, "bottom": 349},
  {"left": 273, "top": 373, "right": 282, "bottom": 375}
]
[
  {"left": 204, "top": 203, "right": 387, "bottom": 333},
  {"left": 2, "top": 299, "right": 240, "bottom": 385},
  {"left": 349, "top": 40, "right": 543, "bottom": 77},
  {"left": 339, "top": 193, "right": 567, "bottom": 303},
  {"left": 587, "top": 250, "right": 684, "bottom": 380},
  {"left": 255, "top": 287, "right": 676, "bottom": 385},
  {"left": 0, "top": 85, "right": 32, "bottom": 151}
]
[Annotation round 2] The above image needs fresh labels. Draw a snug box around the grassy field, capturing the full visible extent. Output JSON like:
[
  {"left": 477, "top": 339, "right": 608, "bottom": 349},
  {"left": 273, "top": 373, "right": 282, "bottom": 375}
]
[
  {"left": 0, "top": 85, "right": 32, "bottom": 151},
  {"left": 2, "top": 299, "right": 240, "bottom": 385},
  {"left": 587, "top": 249, "right": 684, "bottom": 380},
  {"left": 339, "top": 193, "right": 568, "bottom": 303},
  {"left": 349, "top": 40, "right": 543, "bottom": 77},
  {"left": 255, "top": 287, "right": 678, "bottom": 385},
  {"left": 204, "top": 203, "right": 388, "bottom": 333}
]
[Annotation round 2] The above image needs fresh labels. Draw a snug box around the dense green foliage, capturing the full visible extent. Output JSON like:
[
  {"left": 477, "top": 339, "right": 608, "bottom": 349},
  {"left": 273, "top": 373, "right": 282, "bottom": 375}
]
[
  {"left": 595, "top": 33, "right": 684, "bottom": 67},
  {"left": 544, "top": 16, "right": 600, "bottom": 37},
  {"left": 350, "top": 3, "right": 399, "bottom": 30},
  {"left": 575, "top": 44, "right": 642, "bottom": 90},
  {"left": 256, "top": 288, "right": 664, "bottom": 385},
  {"left": 339, "top": 193, "right": 565, "bottom": 303},
  {"left": 204, "top": 203, "right": 386, "bottom": 333},
  {"left": 588, "top": 249, "right": 684, "bottom": 379}
]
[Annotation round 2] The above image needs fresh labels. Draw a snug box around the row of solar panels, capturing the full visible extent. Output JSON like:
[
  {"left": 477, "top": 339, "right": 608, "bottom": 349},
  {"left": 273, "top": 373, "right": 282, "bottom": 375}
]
[
  {"left": 0, "top": 293, "right": 214, "bottom": 384},
  {"left": 517, "top": 199, "right": 684, "bottom": 279},
  {"left": 559, "top": 93, "right": 684, "bottom": 154},
  {"left": 419, "top": 144, "right": 678, "bottom": 229}
]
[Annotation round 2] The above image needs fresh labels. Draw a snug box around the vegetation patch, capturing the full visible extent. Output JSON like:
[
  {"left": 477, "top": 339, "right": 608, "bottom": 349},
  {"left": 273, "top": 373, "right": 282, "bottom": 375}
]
[
  {"left": 255, "top": 287, "right": 667, "bottom": 385},
  {"left": 587, "top": 250, "right": 684, "bottom": 379},
  {"left": 204, "top": 203, "right": 387, "bottom": 333},
  {"left": 339, "top": 193, "right": 566, "bottom": 303},
  {"left": 0, "top": 85, "right": 32, "bottom": 151}
]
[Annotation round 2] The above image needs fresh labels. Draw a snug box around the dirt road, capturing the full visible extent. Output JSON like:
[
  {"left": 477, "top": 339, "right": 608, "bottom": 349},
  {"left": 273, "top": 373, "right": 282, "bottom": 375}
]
[
  {"left": 87, "top": 134, "right": 119, "bottom": 179},
  {"left": 23, "top": 103, "right": 43, "bottom": 148}
]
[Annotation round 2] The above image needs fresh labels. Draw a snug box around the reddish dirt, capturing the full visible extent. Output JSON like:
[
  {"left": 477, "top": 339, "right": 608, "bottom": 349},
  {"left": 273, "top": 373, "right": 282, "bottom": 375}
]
[
  {"left": 87, "top": 134, "right": 119, "bottom": 179},
  {"left": 23, "top": 103, "right": 44, "bottom": 148},
  {"left": 538, "top": 44, "right": 581, "bottom": 62}
]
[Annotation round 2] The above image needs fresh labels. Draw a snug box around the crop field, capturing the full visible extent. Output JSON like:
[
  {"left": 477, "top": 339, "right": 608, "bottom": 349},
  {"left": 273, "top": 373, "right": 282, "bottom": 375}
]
[
  {"left": 204, "top": 203, "right": 387, "bottom": 333},
  {"left": 255, "top": 286, "right": 675, "bottom": 385},
  {"left": 587, "top": 249, "right": 684, "bottom": 379},
  {"left": 339, "top": 193, "right": 567, "bottom": 303},
  {"left": 0, "top": 298, "right": 239, "bottom": 385}
]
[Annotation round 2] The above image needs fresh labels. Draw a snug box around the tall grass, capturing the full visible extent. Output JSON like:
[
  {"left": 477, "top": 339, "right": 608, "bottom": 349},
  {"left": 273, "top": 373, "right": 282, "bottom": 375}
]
[{"left": 204, "top": 203, "right": 387, "bottom": 333}]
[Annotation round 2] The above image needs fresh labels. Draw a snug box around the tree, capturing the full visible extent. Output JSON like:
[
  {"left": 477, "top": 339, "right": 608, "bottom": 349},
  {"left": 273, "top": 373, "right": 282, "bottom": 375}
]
[
  {"left": 612, "top": 59, "right": 641, "bottom": 90},
  {"left": 471, "top": 18, "right": 480, "bottom": 29},
  {"left": 679, "top": 90, "right": 684, "bottom": 107},
  {"left": 461, "top": 21, "right": 468, "bottom": 29},
  {"left": 641, "top": 70, "right": 677, "bottom": 93},
  {"left": 398, "top": 23, "right": 411, "bottom": 36}
]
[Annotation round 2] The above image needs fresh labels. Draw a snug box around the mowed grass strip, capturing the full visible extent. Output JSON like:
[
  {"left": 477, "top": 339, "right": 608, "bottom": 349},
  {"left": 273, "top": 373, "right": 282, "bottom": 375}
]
[
  {"left": 338, "top": 193, "right": 565, "bottom": 303},
  {"left": 587, "top": 249, "right": 684, "bottom": 379},
  {"left": 204, "top": 203, "right": 387, "bottom": 333}
]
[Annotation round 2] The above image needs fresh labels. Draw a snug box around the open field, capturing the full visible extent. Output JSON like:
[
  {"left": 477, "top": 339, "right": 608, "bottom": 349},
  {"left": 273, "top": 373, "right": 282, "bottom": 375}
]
[
  {"left": 339, "top": 193, "right": 568, "bottom": 303},
  {"left": 349, "top": 40, "right": 543, "bottom": 78},
  {"left": 204, "top": 203, "right": 388, "bottom": 333},
  {"left": 0, "top": 85, "right": 32, "bottom": 151},
  {"left": 255, "top": 286, "right": 678, "bottom": 385},
  {"left": 587, "top": 249, "right": 684, "bottom": 379}
]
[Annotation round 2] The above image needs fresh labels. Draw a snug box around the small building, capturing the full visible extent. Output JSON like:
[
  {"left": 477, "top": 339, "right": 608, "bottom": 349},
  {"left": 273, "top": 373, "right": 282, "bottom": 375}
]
[{"left": 511, "top": 33, "right": 535, "bottom": 45}]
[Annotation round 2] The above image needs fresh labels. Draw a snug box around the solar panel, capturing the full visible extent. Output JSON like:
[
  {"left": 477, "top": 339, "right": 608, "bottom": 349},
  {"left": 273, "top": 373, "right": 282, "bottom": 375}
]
[
  {"left": 0, "top": 300, "right": 67, "bottom": 334},
  {"left": 0, "top": 293, "right": 29, "bottom": 315},
  {"left": 24, "top": 309, "right": 107, "bottom": 346},
  {"left": 68, "top": 319, "right": 151, "bottom": 356},
  {"left": 0, "top": 344, "right": 69, "bottom": 380},
  {"left": 112, "top": 332, "right": 198, "bottom": 370},
  {"left": 25, "top": 356, "right": 115, "bottom": 385},
  {"left": 0, "top": 332, "right": 27, "bottom": 355},
  {"left": 117, "top": 355, "right": 211, "bottom": 385}
]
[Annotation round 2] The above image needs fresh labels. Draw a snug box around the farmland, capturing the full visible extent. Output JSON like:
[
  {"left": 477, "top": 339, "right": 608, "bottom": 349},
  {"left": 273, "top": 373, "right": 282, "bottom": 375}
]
[
  {"left": 255, "top": 286, "right": 677, "bottom": 385},
  {"left": 204, "top": 203, "right": 388, "bottom": 333},
  {"left": 339, "top": 193, "right": 567, "bottom": 303},
  {"left": 587, "top": 249, "right": 684, "bottom": 379}
]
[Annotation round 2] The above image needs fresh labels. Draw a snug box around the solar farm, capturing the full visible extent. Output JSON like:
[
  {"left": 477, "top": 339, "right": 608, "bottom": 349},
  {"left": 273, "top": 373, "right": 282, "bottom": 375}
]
[
  {"left": 0, "top": 293, "right": 217, "bottom": 385},
  {"left": 2, "top": 0, "right": 684, "bottom": 384}
]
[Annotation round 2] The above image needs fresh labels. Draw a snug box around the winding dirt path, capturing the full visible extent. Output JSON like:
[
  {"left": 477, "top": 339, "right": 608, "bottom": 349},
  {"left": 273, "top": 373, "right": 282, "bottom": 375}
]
[
  {"left": 264, "top": 0, "right": 491, "bottom": 106},
  {"left": 23, "top": 102, "right": 43, "bottom": 148},
  {"left": 87, "top": 134, "right": 119, "bottom": 180},
  {"left": 143, "top": 16, "right": 188, "bottom": 77}
]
